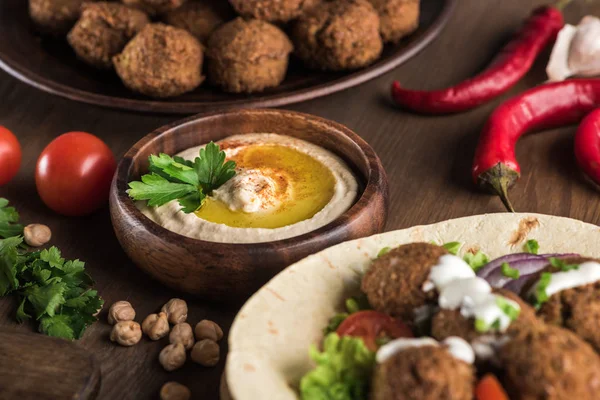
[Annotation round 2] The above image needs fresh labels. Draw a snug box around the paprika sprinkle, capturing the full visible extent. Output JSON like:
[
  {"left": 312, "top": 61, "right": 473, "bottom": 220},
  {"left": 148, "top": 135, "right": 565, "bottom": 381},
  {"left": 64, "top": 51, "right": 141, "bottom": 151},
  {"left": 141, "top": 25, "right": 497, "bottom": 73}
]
[
  {"left": 391, "top": 6, "right": 564, "bottom": 114},
  {"left": 472, "top": 79, "right": 600, "bottom": 212},
  {"left": 575, "top": 108, "right": 600, "bottom": 188}
]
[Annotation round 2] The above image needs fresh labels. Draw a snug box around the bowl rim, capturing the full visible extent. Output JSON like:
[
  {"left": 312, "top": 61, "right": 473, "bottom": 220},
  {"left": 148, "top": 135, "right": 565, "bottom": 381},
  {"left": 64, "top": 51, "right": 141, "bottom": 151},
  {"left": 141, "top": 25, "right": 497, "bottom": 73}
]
[{"left": 112, "top": 108, "right": 388, "bottom": 250}]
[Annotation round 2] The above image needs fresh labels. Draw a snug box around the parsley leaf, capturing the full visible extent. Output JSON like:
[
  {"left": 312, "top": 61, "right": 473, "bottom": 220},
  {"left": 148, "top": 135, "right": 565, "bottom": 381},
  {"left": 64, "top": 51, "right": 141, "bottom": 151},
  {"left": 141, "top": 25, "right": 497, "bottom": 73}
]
[
  {"left": 549, "top": 257, "right": 579, "bottom": 272},
  {"left": 128, "top": 174, "right": 198, "bottom": 207},
  {"left": 0, "top": 198, "right": 24, "bottom": 239},
  {"left": 39, "top": 314, "right": 75, "bottom": 339},
  {"left": 524, "top": 239, "right": 539, "bottom": 254},
  {"left": 501, "top": 262, "right": 520, "bottom": 280},
  {"left": 463, "top": 251, "right": 489, "bottom": 272},
  {"left": 128, "top": 142, "right": 235, "bottom": 214},
  {"left": 195, "top": 142, "right": 236, "bottom": 193},
  {"left": 533, "top": 272, "right": 553, "bottom": 306}
]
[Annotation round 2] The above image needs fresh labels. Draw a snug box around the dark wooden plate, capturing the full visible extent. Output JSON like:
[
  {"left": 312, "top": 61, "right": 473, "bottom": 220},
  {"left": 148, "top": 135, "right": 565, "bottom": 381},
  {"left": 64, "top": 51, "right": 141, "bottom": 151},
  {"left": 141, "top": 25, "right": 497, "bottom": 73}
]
[{"left": 0, "top": 0, "right": 455, "bottom": 114}]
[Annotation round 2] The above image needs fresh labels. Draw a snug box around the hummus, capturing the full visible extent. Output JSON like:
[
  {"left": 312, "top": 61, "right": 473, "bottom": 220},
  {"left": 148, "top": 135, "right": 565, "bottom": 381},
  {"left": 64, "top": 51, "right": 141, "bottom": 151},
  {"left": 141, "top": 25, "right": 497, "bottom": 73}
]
[{"left": 137, "top": 134, "right": 359, "bottom": 243}]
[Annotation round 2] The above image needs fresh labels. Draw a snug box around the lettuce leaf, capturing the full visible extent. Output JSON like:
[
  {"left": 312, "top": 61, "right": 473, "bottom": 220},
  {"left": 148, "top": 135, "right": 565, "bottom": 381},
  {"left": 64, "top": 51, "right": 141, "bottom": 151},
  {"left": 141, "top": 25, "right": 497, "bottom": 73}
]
[{"left": 300, "top": 334, "right": 375, "bottom": 400}]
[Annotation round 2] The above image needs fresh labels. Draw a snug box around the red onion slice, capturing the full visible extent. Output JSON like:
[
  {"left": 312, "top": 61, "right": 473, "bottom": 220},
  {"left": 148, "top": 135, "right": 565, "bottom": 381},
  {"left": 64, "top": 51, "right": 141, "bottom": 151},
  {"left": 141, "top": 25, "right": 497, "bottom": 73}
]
[{"left": 477, "top": 253, "right": 542, "bottom": 279}]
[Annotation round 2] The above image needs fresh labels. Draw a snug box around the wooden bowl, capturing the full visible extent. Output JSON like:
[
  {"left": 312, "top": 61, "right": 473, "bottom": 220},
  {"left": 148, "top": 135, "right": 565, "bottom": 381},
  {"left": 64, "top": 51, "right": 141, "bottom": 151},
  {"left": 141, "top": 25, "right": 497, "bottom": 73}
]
[{"left": 109, "top": 109, "right": 389, "bottom": 301}]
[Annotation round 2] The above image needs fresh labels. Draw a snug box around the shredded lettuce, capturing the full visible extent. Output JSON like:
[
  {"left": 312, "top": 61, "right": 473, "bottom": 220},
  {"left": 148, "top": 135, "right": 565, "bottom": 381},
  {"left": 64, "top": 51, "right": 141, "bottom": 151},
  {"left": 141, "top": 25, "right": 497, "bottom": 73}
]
[
  {"left": 324, "top": 295, "right": 371, "bottom": 334},
  {"left": 300, "top": 333, "right": 375, "bottom": 400},
  {"left": 442, "top": 241, "right": 461, "bottom": 255},
  {"left": 376, "top": 247, "right": 391, "bottom": 258},
  {"left": 463, "top": 251, "right": 489, "bottom": 272}
]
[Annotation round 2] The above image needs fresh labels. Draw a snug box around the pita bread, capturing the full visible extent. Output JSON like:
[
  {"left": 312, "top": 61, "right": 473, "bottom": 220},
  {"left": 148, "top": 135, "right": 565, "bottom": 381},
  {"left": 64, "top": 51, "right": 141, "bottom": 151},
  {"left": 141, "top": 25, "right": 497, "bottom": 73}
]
[{"left": 223, "top": 213, "right": 600, "bottom": 400}]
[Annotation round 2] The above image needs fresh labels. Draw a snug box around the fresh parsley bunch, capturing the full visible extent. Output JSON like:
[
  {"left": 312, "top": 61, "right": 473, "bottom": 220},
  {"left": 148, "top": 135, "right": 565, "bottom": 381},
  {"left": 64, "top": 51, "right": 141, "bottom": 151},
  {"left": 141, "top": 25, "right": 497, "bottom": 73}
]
[
  {"left": 0, "top": 198, "right": 24, "bottom": 238},
  {"left": 0, "top": 198, "right": 103, "bottom": 340},
  {"left": 128, "top": 142, "right": 236, "bottom": 213}
]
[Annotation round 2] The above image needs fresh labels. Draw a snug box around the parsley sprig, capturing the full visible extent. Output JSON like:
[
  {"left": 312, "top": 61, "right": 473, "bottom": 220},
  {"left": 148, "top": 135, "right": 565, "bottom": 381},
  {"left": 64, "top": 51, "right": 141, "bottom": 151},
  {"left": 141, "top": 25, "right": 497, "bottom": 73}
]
[
  {"left": 0, "top": 198, "right": 103, "bottom": 340},
  {"left": 0, "top": 198, "right": 24, "bottom": 239},
  {"left": 128, "top": 142, "right": 236, "bottom": 213}
]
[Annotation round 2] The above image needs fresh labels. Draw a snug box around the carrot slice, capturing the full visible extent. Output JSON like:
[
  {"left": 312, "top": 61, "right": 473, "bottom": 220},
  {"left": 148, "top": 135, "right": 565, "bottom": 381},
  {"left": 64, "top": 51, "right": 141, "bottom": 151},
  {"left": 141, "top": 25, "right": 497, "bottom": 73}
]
[{"left": 475, "top": 374, "right": 509, "bottom": 400}]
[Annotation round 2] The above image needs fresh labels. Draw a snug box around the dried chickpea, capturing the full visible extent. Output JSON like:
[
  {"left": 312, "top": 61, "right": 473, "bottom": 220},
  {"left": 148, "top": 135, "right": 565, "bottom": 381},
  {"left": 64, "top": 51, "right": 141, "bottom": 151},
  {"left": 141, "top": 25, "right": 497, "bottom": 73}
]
[
  {"left": 142, "top": 312, "right": 170, "bottom": 340},
  {"left": 191, "top": 339, "right": 220, "bottom": 367},
  {"left": 160, "top": 382, "right": 191, "bottom": 400},
  {"left": 169, "top": 323, "right": 194, "bottom": 350},
  {"left": 110, "top": 321, "right": 142, "bottom": 346},
  {"left": 194, "top": 319, "right": 223, "bottom": 342},
  {"left": 161, "top": 298, "right": 188, "bottom": 324},
  {"left": 23, "top": 224, "right": 51, "bottom": 247},
  {"left": 159, "top": 343, "right": 186, "bottom": 371},
  {"left": 107, "top": 301, "right": 135, "bottom": 325}
]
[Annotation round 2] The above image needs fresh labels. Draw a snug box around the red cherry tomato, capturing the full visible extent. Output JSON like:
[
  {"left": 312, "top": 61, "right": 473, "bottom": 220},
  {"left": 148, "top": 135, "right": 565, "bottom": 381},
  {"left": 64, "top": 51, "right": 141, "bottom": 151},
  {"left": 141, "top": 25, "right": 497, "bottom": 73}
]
[
  {"left": 475, "top": 374, "right": 509, "bottom": 400},
  {"left": 336, "top": 310, "right": 413, "bottom": 351},
  {"left": 0, "top": 126, "right": 22, "bottom": 186},
  {"left": 36, "top": 132, "right": 116, "bottom": 216}
]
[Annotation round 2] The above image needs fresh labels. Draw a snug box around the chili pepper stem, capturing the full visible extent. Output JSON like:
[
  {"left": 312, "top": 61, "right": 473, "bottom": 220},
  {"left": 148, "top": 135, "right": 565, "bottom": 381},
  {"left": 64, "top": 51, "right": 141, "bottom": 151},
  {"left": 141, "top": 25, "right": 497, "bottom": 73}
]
[
  {"left": 477, "top": 164, "right": 519, "bottom": 213},
  {"left": 554, "top": 0, "right": 573, "bottom": 10}
]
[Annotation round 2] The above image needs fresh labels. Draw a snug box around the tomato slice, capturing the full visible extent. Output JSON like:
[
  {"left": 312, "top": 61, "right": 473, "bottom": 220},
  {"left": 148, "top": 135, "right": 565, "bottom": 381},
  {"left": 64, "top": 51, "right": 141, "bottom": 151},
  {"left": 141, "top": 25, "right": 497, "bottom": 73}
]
[
  {"left": 336, "top": 310, "right": 413, "bottom": 351},
  {"left": 475, "top": 374, "right": 509, "bottom": 400}
]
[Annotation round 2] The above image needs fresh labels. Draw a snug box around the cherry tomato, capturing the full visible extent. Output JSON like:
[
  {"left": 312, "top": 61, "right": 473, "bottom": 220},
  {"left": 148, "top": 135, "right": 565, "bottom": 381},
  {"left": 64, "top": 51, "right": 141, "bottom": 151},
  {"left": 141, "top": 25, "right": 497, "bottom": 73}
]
[
  {"left": 36, "top": 132, "right": 116, "bottom": 216},
  {"left": 0, "top": 126, "right": 22, "bottom": 186},
  {"left": 336, "top": 310, "right": 413, "bottom": 351},
  {"left": 475, "top": 374, "right": 509, "bottom": 400}
]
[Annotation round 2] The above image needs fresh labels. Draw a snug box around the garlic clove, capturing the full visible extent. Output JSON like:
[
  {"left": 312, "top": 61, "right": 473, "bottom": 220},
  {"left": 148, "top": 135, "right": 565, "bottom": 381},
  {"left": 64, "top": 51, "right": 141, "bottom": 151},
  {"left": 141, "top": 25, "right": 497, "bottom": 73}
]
[
  {"left": 546, "top": 24, "right": 577, "bottom": 82},
  {"left": 568, "top": 16, "right": 600, "bottom": 77}
]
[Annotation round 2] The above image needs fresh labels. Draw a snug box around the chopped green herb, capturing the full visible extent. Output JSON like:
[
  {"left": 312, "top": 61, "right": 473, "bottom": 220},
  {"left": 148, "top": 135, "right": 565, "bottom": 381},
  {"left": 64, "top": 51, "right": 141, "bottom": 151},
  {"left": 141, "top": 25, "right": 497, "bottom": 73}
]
[
  {"left": 377, "top": 247, "right": 391, "bottom": 258},
  {"left": 534, "top": 272, "right": 553, "bottom": 306},
  {"left": 300, "top": 333, "right": 375, "bottom": 400},
  {"left": 375, "top": 336, "right": 392, "bottom": 347},
  {"left": 496, "top": 296, "right": 520, "bottom": 321},
  {"left": 463, "top": 251, "right": 489, "bottom": 272},
  {"left": 0, "top": 198, "right": 23, "bottom": 239},
  {"left": 474, "top": 318, "right": 490, "bottom": 333},
  {"left": 501, "top": 262, "right": 520, "bottom": 280},
  {"left": 549, "top": 257, "right": 579, "bottom": 272},
  {"left": 523, "top": 239, "right": 539, "bottom": 254},
  {"left": 324, "top": 295, "right": 372, "bottom": 334},
  {"left": 442, "top": 242, "right": 461, "bottom": 255},
  {"left": 128, "top": 142, "right": 236, "bottom": 214}
]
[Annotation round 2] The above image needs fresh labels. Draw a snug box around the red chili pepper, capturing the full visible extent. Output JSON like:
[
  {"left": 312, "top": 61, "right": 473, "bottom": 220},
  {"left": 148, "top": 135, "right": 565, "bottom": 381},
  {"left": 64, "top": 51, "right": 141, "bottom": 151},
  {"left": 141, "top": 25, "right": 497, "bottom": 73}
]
[
  {"left": 575, "top": 108, "right": 600, "bottom": 188},
  {"left": 472, "top": 79, "right": 600, "bottom": 211},
  {"left": 391, "top": 6, "right": 564, "bottom": 114}
]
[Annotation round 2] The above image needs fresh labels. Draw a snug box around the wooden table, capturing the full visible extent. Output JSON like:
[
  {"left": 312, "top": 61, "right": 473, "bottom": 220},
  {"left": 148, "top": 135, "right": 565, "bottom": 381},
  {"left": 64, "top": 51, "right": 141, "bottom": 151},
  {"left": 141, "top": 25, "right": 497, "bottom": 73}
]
[{"left": 1, "top": 0, "right": 599, "bottom": 398}]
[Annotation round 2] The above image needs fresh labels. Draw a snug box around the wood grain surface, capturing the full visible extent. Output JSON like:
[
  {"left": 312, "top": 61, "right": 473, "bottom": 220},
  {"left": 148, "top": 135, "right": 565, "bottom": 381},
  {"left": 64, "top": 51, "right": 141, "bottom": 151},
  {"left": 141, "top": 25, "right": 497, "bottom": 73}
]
[{"left": 1, "top": 0, "right": 600, "bottom": 399}]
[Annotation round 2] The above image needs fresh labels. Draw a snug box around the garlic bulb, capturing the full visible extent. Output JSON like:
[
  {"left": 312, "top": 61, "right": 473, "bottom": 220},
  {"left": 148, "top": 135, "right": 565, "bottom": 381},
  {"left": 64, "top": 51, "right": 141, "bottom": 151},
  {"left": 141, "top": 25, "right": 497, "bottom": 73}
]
[{"left": 547, "top": 16, "right": 600, "bottom": 81}]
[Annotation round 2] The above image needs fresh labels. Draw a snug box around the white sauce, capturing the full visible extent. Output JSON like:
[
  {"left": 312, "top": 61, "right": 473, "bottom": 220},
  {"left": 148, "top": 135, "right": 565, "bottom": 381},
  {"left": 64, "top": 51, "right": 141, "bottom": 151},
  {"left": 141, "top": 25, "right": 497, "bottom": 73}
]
[
  {"left": 376, "top": 337, "right": 474, "bottom": 365},
  {"left": 471, "top": 335, "right": 510, "bottom": 361},
  {"left": 535, "top": 262, "right": 600, "bottom": 299},
  {"left": 425, "top": 256, "right": 520, "bottom": 333}
]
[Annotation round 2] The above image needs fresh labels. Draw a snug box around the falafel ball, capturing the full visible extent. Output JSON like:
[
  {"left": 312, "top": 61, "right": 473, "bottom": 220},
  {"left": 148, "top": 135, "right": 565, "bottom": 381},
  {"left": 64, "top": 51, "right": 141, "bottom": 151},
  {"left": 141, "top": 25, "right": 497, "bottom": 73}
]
[
  {"left": 228, "top": 0, "right": 321, "bottom": 23},
  {"left": 113, "top": 23, "right": 203, "bottom": 98},
  {"left": 367, "top": 0, "right": 420, "bottom": 43},
  {"left": 68, "top": 2, "right": 149, "bottom": 69},
  {"left": 522, "top": 257, "right": 600, "bottom": 353},
  {"left": 291, "top": 0, "right": 383, "bottom": 71},
  {"left": 431, "top": 288, "right": 540, "bottom": 343},
  {"left": 121, "top": 0, "right": 186, "bottom": 16},
  {"left": 361, "top": 243, "right": 447, "bottom": 321},
  {"left": 499, "top": 324, "right": 600, "bottom": 400},
  {"left": 29, "top": 0, "right": 92, "bottom": 35},
  {"left": 372, "top": 345, "right": 475, "bottom": 400},
  {"left": 163, "top": 0, "right": 234, "bottom": 43},
  {"left": 206, "top": 18, "right": 293, "bottom": 93}
]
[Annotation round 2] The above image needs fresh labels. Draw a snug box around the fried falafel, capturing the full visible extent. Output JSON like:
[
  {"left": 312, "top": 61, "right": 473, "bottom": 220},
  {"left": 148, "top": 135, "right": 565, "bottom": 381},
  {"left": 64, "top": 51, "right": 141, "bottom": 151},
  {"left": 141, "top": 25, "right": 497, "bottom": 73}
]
[
  {"left": 431, "top": 288, "right": 540, "bottom": 343},
  {"left": 372, "top": 344, "right": 475, "bottom": 400},
  {"left": 163, "top": 0, "right": 234, "bottom": 43},
  {"left": 121, "top": 0, "right": 186, "bottom": 16},
  {"left": 113, "top": 23, "right": 203, "bottom": 98},
  {"left": 367, "top": 0, "right": 420, "bottom": 43},
  {"left": 29, "top": 0, "right": 92, "bottom": 35},
  {"left": 206, "top": 18, "right": 293, "bottom": 93},
  {"left": 521, "top": 257, "right": 600, "bottom": 353},
  {"left": 291, "top": 0, "right": 383, "bottom": 71},
  {"left": 68, "top": 2, "right": 149, "bottom": 69},
  {"left": 228, "top": 0, "right": 321, "bottom": 23},
  {"left": 499, "top": 324, "right": 600, "bottom": 400},
  {"left": 361, "top": 243, "right": 447, "bottom": 321}
]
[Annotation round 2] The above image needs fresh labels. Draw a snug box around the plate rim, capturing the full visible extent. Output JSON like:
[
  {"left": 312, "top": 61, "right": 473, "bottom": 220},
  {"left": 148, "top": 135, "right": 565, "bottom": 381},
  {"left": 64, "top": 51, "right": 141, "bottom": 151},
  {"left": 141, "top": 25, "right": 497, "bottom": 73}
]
[{"left": 0, "top": 0, "right": 456, "bottom": 114}]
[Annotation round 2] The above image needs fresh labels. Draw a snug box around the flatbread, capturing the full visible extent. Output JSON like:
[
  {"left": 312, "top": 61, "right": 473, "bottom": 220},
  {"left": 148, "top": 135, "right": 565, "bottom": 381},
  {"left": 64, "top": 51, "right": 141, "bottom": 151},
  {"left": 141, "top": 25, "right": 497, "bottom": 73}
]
[{"left": 223, "top": 213, "right": 600, "bottom": 400}]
